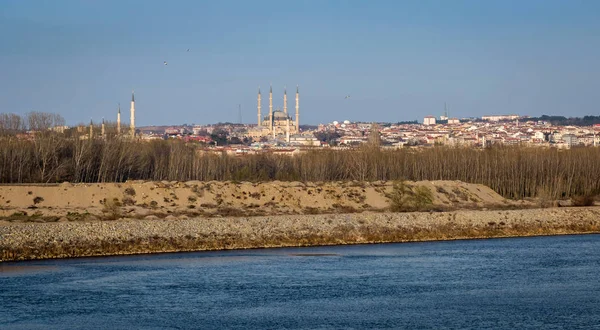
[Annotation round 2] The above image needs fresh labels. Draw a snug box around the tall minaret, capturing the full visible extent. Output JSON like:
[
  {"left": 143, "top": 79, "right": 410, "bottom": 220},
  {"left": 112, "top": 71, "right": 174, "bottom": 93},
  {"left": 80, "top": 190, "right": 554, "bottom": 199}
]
[
  {"left": 117, "top": 103, "right": 121, "bottom": 135},
  {"left": 130, "top": 90, "right": 135, "bottom": 138},
  {"left": 295, "top": 85, "right": 300, "bottom": 134},
  {"left": 89, "top": 119, "right": 93, "bottom": 139},
  {"left": 283, "top": 86, "right": 288, "bottom": 115},
  {"left": 269, "top": 85, "right": 273, "bottom": 134},
  {"left": 257, "top": 87, "right": 262, "bottom": 127},
  {"left": 101, "top": 118, "right": 106, "bottom": 139}
]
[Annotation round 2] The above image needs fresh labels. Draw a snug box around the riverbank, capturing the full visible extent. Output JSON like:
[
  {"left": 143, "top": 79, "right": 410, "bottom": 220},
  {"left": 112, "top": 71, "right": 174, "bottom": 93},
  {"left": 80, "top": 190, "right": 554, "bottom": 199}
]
[{"left": 2, "top": 207, "right": 599, "bottom": 262}]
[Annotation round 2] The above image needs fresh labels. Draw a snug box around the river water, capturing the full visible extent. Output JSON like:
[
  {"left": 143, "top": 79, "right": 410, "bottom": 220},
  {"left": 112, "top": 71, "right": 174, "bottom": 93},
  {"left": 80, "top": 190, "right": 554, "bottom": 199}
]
[{"left": 1, "top": 235, "right": 600, "bottom": 329}]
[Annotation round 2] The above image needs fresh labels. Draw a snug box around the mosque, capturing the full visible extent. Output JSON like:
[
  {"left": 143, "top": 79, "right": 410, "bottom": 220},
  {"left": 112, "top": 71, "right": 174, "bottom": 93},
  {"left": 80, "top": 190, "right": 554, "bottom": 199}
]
[
  {"left": 84, "top": 90, "right": 136, "bottom": 140},
  {"left": 247, "top": 86, "right": 299, "bottom": 141}
]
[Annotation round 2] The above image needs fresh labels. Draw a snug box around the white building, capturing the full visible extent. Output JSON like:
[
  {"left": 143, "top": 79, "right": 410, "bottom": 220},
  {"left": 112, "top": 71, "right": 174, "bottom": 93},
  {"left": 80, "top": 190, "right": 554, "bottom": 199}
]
[
  {"left": 482, "top": 114, "right": 520, "bottom": 122},
  {"left": 423, "top": 116, "right": 436, "bottom": 126}
]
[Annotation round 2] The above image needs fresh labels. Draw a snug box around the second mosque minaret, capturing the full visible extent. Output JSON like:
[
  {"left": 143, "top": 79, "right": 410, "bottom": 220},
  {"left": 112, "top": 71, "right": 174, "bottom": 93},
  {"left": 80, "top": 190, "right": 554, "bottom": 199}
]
[
  {"left": 130, "top": 91, "right": 135, "bottom": 138},
  {"left": 257, "top": 88, "right": 262, "bottom": 126},
  {"left": 117, "top": 103, "right": 121, "bottom": 135},
  {"left": 295, "top": 85, "right": 300, "bottom": 134}
]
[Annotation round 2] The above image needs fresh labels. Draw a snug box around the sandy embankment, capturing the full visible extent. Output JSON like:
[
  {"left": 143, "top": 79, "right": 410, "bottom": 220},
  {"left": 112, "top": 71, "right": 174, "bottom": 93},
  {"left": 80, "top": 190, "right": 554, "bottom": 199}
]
[
  {"left": 0, "top": 180, "right": 527, "bottom": 220},
  {"left": 0, "top": 180, "right": 597, "bottom": 262}
]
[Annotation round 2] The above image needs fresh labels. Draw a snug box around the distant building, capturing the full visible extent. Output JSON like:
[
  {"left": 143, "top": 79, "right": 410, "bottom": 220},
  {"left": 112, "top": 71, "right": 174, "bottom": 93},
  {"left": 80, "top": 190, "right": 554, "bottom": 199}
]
[
  {"left": 482, "top": 114, "right": 519, "bottom": 122},
  {"left": 562, "top": 134, "right": 578, "bottom": 148},
  {"left": 423, "top": 116, "right": 436, "bottom": 126},
  {"left": 289, "top": 135, "right": 320, "bottom": 146},
  {"left": 447, "top": 118, "right": 460, "bottom": 125}
]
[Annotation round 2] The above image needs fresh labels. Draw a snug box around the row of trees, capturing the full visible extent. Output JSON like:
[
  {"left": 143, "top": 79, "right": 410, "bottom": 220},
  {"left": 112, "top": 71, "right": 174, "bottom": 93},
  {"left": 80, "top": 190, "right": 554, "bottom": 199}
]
[
  {"left": 0, "top": 130, "right": 598, "bottom": 199},
  {"left": 522, "top": 115, "right": 600, "bottom": 126},
  {"left": 0, "top": 112, "right": 66, "bottom": 136}
]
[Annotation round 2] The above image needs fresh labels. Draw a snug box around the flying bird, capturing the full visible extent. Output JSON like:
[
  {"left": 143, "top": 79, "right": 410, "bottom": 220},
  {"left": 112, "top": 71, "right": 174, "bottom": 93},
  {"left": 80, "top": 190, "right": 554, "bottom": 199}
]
[
  {"left": 344, "top": 95, "right": 351, "bottom": 99},
  {"left": 164, "top": 61, "right": 168, "bottom": 66},
  {"left": 186, "top": 49, "right": 190, "bottom": 52}
]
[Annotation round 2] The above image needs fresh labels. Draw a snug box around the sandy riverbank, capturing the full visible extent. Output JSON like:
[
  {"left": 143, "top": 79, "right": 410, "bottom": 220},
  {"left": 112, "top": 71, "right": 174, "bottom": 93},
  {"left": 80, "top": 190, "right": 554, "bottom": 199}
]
[
  {"left": 0, "top": 180, "right": 531, "bottom": 221},
  {"left": 2, "top": 207, "right": 599, "bottom": 262}
]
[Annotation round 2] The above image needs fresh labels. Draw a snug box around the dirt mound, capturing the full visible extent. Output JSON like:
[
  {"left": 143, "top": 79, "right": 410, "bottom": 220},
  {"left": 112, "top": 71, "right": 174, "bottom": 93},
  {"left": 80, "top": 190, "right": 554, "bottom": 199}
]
[{"left": 0, "top": 180, "right": 523, "bottom": 222}]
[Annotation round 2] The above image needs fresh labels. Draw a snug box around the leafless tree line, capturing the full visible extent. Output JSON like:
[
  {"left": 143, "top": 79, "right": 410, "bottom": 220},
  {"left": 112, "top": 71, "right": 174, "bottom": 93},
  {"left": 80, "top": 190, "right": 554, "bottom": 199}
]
[
  {"left": 0, "top": 112, "right": 66, "bottom": 135},
  {"left": 0, "top": 131, "right": 598, "bottom": 198}
]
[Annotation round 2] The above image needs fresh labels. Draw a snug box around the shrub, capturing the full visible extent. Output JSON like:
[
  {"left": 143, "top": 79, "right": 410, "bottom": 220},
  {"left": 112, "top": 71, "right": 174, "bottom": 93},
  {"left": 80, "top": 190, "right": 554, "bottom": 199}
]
[
  {"left": 303, "top": 207, "right": 320, "bottom": 214},
  {"left": 188, "top": 195, "right": 197, "bottom": 203},
  {"left": 388, "top": 181, "right": 434, "bottom": 212},
  {"left": 536, "top": 186, "right": 554, "bottom": 208},
  {"left": 571, "top": 195, "right": 595, "bottom": 207},
  {"left": 200, "top": 203, "right": 218, "bottom": 208},
  {"left": 388, "top": 181, "right": 411, "bottom": 212},
  {"left": 103, "top": 198, "right": 122, "bottom": 220},
  {"left": 124, "top": 187, "right": 136, "bottom": 196},
  {"left": 215, "top": 207, "right": 245, "bottom": 217},
  {"left": 452, "top": 188, "right": 469, "bottom": 201},
  {"left": 121, "top": 197, "right": 136, "bottom": 206},
  {"left": 33, "top": 196, "right": 44, "bottom": 204},
  {"left": 191, "top": 185, "right": 204, "bottom": 197},
  {"left": 413, "top": 186, "right": 434, "bottom": 210}
]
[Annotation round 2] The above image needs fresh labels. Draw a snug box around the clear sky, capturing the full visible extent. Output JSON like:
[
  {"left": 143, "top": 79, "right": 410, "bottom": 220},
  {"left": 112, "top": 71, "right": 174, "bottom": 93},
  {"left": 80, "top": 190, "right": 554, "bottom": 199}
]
[{"left": 1, "top": 0, "right": 599, "bottom": 126}]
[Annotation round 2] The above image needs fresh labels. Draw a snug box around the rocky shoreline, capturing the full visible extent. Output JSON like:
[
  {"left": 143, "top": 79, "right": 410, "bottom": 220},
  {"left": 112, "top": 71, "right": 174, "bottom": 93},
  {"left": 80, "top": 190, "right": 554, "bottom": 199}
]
[{"left": 2, "top": 207, "right": 599, "bottom": 262}]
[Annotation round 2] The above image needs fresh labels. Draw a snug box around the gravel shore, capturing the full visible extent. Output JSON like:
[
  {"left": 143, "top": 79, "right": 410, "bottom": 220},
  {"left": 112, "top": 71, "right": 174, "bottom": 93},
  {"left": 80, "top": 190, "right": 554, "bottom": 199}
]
[{"left": 2, "top": 207, "right": 599, "bottom": 262}]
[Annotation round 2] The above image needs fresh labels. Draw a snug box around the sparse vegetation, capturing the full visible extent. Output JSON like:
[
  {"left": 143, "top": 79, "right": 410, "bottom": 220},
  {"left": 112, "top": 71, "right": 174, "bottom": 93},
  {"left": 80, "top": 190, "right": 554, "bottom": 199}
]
[
  {"left": 571, "top": 194, "right": 595, "bottom": 207},
  {"left": 102, "top": 198, "right": 122, "bottom": 220},
  {"left": 387, "top": 181, "right": 434, "bottom": 212},
  {"left": 191, "top": 185, "right": 204, "bottom": 197},
  {"left": 124, "top": 187, "right": 136, "bottom": 196},
  {"left": 537, "top": 186, "right": 555, "bottom": 208},
  {"left": 121, "top": 197, "right": 136, "bottom": 206}
]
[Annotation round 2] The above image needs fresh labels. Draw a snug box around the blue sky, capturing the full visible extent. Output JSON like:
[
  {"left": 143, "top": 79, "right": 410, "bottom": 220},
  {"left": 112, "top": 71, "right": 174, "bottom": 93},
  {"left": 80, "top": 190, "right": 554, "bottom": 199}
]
[{"left": 1, "top": 0, "right": 599, "bottom": 126}]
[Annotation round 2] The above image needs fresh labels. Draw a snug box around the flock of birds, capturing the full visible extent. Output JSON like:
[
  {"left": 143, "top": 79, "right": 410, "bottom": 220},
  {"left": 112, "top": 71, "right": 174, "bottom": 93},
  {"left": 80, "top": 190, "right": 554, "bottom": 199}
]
[{"left": 163, "top": 49, "right": 351, "bottom": 100}]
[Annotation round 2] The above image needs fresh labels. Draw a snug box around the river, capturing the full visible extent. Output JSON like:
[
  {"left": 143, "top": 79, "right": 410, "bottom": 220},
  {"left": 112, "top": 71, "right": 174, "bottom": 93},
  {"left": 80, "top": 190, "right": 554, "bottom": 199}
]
[{"left": 1, "top": 235, "right": 599, "bottom": 329}]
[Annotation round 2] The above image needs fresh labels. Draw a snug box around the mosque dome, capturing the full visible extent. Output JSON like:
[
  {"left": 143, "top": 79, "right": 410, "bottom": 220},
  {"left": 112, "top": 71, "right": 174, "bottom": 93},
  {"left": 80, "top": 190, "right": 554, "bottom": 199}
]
[
  {"left": 264, "top": 110, "right": 291, "bottom": 121},
  {"left": 273, "top": 111, "right": 290, "bottom": 119}
]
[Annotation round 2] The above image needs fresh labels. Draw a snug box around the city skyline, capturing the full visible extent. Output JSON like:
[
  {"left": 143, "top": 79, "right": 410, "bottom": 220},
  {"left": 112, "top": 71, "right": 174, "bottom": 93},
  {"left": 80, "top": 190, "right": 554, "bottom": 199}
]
[{"left": 1, "top": 0, "right": 599, "bottom": 126}]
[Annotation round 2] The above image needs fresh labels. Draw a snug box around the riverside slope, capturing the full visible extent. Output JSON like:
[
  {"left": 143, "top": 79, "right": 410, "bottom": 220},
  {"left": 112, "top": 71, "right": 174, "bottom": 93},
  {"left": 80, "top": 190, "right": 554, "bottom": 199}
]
[{"left": 2, "top": 207, "right": 600, "bottom": 262}]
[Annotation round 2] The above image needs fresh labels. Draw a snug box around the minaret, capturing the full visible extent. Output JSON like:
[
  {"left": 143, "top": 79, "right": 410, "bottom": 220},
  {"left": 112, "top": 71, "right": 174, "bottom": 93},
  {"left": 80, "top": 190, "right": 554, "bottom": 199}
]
[
  {"left": 269, "top": 85, "right": 273, "bottom": 135},
  {"left": 444, "top": 102, "right": 448, "bottom": 118},
  {"left": 101, "top": 118, "right": 106, "bottom": 139},
  {"left": 117, "top": 103, "right": 121, "bottom": 135},
  {"left": 283, "top": 86, "right": 288, "bottom": 115},
  {"left": 130, "top": 90, "right": 135, "bottom": 138},
  {"left": 295, "top": 85, "right": 300, "bottom": 134},
  {"left": 89, "top": 119, "right": 93, "bottom": 139},
  {"left": 257, "top": 87, "right": 262, "bottom": 127}
]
